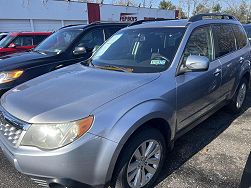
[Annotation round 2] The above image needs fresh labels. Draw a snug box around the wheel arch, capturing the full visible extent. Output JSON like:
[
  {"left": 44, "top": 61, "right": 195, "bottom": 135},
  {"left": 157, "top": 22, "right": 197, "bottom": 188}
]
[{"left": 104, "top": 100, "right": 176, "bottom": 185}]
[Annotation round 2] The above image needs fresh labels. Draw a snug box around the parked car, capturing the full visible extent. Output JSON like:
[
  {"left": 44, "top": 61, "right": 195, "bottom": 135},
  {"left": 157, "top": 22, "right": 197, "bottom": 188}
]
[
  {"left": 243, "top": 24, "right": 251, "bottom": 42},
  {"left": 0, "top": 14, "right": 250, "bottom": 188},
  {"left": 0, "top": 23, "right": 127, "bottom": 95},
  {"left": 0, "top": 32, "right": 51, "bottom": 57},
  {"left": 0, "top": 32, "right": 8, "bottom": 41}
]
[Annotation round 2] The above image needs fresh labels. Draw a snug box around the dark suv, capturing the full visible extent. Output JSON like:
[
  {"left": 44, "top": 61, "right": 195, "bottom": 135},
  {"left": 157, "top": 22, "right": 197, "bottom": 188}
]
[{"left": 0, "top": 22, "right": 128, "bottom": 94}]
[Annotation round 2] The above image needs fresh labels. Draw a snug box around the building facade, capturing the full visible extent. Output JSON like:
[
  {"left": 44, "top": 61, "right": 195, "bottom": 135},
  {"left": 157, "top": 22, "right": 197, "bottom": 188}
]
[{"left": 0, "top": 0, "right": 177, "bottom": 32}]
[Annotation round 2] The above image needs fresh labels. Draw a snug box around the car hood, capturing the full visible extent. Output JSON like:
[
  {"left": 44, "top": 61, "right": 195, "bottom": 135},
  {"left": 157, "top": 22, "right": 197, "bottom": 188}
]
[
  {"left": 0, "top": 51, "right": 54, "bottom": 69},
  {"left": 1, "top": 63, "right": 160, "bottom": 123}
]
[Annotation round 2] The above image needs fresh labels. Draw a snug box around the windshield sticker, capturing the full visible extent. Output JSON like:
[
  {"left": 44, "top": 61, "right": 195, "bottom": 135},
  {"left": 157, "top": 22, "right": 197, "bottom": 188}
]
[{"left": 150, "top": 60, "right": 166, "bottom": 65}]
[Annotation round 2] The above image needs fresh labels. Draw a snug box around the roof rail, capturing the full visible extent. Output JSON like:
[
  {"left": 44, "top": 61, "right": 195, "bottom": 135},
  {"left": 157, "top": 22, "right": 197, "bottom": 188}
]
[
  {"left": 129, "top": 18, "right": 176, "bottom": 26},
  {"left": 189, "top": 13, "right": 237, "bottom": 22},
  {"left": 59, "top": 24, "right": 86, "bottom": 29}
]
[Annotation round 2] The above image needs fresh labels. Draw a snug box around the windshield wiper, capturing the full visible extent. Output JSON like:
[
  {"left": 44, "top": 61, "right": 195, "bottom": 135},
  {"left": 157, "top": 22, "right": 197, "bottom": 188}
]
[{"left": 96, "top": 65, "right": 133, "bottom": 72}]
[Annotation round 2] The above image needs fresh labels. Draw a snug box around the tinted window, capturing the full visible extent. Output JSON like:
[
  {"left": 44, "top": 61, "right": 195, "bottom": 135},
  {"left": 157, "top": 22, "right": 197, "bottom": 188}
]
[
  {"left": 12, "top": 36, "right": 33, "bottom": 46},
  {"left": 92, "top": 28, "right": 185, "bottom": 73},
  {"left": 212, "top": 24, "right": 236, "bottom": 58},
  {"left": 76, "top": 28, "right": 104, "bottom": 51},
  {"left": 35, "top": 29, "right": 82, "bottom": 54},
  {"left": 22, "top": 36, "right": 33, "bottom": 46},
  {"left": 33, "top": 35, "right": 48, "bottom": 45},
  {"left": 232, "top": 25, "right": 247, "bottom": 49},
  {"left": 182, "top": 26, "right": 213, "bottom": 64},
  {"left": 244, "top": 25, "right": 251, "bottom": 40},
  {"left": 105, "top": 27, "right": 123, "bottom": 39}
]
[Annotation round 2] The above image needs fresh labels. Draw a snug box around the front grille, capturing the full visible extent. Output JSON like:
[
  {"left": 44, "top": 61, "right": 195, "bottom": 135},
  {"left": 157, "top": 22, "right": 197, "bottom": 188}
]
[
  {"left": 0, "top": 110, "right": 25, "bottom": 146},
  {"left": 0, "top": 122, "right": 23, "bottom": 145}
]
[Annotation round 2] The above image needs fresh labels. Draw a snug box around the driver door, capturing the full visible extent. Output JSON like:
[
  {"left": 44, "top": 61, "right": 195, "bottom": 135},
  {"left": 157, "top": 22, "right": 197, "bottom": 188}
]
[
  {"left": 176, "top": 25, "right": 222, "bottom": 131},
  {"left": 73, "top": 28, "right": 105, "bottom": 61}
]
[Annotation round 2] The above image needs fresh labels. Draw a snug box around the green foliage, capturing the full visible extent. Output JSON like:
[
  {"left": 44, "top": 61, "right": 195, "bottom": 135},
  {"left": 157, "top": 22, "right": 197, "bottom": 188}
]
[
  {"left": 159, "top": 0, "right": 176, "bottom": 10},
  {"left": 212, "top": 3, "right": 221, "bottom": 13}
]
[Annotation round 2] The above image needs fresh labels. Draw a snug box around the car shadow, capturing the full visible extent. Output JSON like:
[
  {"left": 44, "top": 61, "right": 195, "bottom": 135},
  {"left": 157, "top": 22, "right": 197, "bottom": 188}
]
[
  {"left": 240, "top": 151, "right": 251, "bottom": 188},
  {"left": 155, "top": 92, "right": 251, "bottom": 187}
]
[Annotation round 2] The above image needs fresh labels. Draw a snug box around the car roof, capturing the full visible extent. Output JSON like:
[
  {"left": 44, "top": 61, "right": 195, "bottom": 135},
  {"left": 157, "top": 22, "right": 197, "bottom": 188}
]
[
  {"left": 128, "top": 19, "right": 189, "bottom": 29},
  {"left": 9, "top": 32, "right": 51, "bottom": 36},
  {"left": 127, "top": 14, "right": 241, "bottom": 30},
  {"left": 60, "top": 22, "right": 129, "bottom": 30}
]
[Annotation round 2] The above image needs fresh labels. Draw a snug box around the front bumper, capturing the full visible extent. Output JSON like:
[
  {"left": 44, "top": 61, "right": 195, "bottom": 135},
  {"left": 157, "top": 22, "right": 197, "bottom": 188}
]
[{"left": 0, "top": 131, "right": 118, "bottom": 188}]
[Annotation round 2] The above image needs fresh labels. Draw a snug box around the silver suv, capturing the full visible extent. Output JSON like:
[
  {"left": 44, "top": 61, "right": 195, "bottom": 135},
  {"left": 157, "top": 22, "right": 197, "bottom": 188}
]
[{"left": 0, "top": 14, "right": 250, "bottom": 188}]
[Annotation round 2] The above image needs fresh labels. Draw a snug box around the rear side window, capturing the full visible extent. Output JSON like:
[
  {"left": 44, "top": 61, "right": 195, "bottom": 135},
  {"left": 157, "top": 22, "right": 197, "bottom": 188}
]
[
  {"left": 182, "top": 26, "right": 213, "bottom": 64},
  {"left": 33, "top": 35, "right": 48, "bottom": 45},
  {"left": 76, "top": 28, "right": 104, "bottom": 51},
  {"left": 232, "top": 25, "right": 248, "bottom": 49},
  {"left": 212, "top": 24, "right": 236, "bottom": 58},
  {"left": 105, "top": 27, "right": 123, "bottom": 39}
]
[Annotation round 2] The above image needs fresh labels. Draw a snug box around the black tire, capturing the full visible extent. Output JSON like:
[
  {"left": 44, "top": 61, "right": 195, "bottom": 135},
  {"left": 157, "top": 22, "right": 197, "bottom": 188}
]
[
  {"left": 227, "top": 78, "right": 248, "bottom": 114},
  {"left": 111, "top": 128, "right": 166, "bottom": 188}
]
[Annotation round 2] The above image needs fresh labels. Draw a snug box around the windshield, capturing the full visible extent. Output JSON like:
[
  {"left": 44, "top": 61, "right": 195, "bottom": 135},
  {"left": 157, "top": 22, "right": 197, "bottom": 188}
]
[
  {"left": 0, "top": 34, "right": 7, "bottom": 41},
  {"left": 0, "top": 35, "right": 14, "bottom": 48},
  {"left": 35, "top": 29, "right": 82, "bottom": 54},
  {"left": 92, "top": 28, "right": 185, "bottom": 73}
]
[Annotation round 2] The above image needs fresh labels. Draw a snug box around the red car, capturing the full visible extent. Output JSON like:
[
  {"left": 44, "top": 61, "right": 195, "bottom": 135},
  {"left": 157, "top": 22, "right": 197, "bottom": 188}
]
[{"left": 0, "top": 32, "right": 51, "bottom": 56}]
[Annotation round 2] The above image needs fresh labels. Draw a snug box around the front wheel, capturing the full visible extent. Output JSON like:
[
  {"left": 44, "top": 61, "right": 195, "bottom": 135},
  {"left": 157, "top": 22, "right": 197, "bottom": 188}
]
[
  {"left": 228, "top": 78, "right": 248, "bottom": 114},
  {"left": 111, "top": 128, "right": 166, "bottom": 188}
]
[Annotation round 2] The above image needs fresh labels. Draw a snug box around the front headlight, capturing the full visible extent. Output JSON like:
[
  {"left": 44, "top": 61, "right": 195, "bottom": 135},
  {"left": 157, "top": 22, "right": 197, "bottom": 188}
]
[
  {"left": 21, "top": 116, "right": 94, "bottom": 150},
  {"left": 0, "top": 70, "right": 24, "bottom": 84}
]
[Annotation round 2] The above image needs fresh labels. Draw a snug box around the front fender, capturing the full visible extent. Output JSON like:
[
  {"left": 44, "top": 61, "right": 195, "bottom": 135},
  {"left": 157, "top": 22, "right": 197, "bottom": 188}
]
[{"left": 103, "top": 99, "right": 176, "bottom": 183}]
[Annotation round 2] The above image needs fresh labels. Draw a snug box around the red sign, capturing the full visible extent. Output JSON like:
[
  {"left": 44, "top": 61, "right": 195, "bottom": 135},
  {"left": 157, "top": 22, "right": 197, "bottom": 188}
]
[{"left": 120, "top": 13, "right": 138, "bottom": 22}]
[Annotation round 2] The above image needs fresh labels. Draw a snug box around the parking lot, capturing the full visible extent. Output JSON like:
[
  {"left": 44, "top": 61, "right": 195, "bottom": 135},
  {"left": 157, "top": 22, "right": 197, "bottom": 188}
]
[{"left": 0, "top": 93, "right": 249, "bottom": 188}]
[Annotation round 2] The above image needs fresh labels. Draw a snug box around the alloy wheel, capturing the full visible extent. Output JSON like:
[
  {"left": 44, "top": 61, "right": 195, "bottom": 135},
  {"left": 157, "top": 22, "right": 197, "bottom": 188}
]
[
  {"left": 126, "top": 140, "right": 162, "bottom": 188},
  {"left": 236, "top": 83, "right": 247, "bottom": 109}
]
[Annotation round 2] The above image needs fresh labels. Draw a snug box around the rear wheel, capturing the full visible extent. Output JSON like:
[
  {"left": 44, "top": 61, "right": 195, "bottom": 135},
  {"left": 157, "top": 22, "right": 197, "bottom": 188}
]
[
  {"left": 228, "top": 78, "right": 248, "bottom": 114},
  {"left": 112, "top": 128, "right": 166, "bottom": 188}
]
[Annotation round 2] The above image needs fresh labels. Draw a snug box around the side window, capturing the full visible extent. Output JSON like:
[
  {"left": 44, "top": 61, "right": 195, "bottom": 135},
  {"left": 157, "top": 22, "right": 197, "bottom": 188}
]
[
  {"left": 232, "top": 25, "right": 248, "bottom": 49},
  {"left": 22, "top": 36, "right": 33, "bottom": 46},
  {"left": 33, "top": 35, "right": 48, "bottom": 45},
  {"left": 212, "top": 24, "right": 236, "bottom": 58},
  {"left": 105, "top": 27, "right": 123, "bottom": 39},
  {"left": 12, "top": 36, "right": 33, "bottom": 46},
  {"left": 76, "top": 28, "right": 104, "bottom": 51},
  {"left": 182, "top": 26, "right": 213, "bottom": 64},
  {"left": 12, "top": 37, "right": 22, "bottom": 46}
]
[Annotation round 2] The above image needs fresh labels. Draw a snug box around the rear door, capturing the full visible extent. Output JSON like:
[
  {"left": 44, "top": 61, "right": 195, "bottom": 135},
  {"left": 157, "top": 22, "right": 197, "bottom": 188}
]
[
  {"left": 176, "top": 25, "right": 222, "bottom": 130},
  {"left": 212, "top": 24, "right": 245, "bottom": 99},
  {"left": 231, "top": 24, "right": 250, "bottom": 94}
]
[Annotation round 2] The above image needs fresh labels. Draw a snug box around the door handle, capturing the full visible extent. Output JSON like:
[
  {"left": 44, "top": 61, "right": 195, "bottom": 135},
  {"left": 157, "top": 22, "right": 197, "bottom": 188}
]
[
  {"left": 239, "top": 57, "right": 244, "bottom": 64},
  {"left": 214, "top": 68, "right": 221, "bottom": 76}
]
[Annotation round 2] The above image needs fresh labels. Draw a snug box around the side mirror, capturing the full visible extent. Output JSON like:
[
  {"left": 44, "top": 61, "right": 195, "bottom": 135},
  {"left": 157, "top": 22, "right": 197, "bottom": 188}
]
[
  {"left": 185, "top": 55, "right": 209, "bottom": 72},
  {"left": 92, "top": 45, "right": 100, "bottom": 53},
  {"left": 8, "top": 43, "right": 16, "bottom": 48},
  {"left": 73, "top": 46, "right": 86, "bottom": 55}
]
